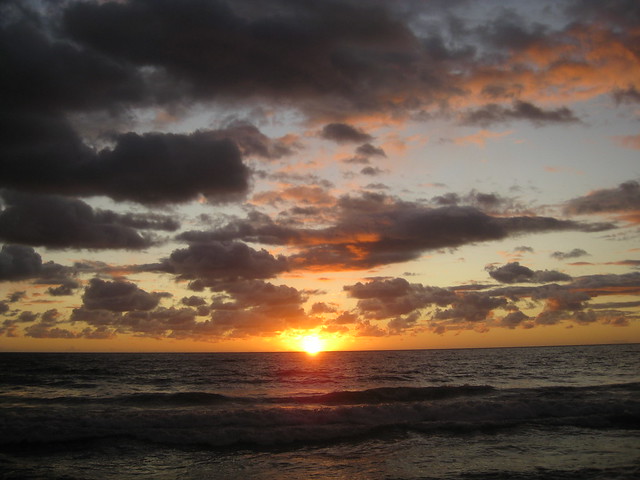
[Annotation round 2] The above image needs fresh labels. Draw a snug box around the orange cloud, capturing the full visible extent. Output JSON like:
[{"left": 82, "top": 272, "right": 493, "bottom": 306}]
[
  {"left": 613, "top": 133, "right": 640, "bottom": 150},
  {"left": 453, "top": 129, "right": 513, "bottom": 148}
]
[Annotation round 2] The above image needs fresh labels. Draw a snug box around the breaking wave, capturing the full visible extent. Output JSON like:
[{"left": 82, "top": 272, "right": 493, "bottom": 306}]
[{"left": 2, "top": 382, "right": 638, "bottom": 449}]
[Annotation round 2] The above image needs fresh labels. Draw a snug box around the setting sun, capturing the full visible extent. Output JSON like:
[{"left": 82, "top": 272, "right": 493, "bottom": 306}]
[{"left": 300, "top": 335, "right": 324, "bottom": 355}]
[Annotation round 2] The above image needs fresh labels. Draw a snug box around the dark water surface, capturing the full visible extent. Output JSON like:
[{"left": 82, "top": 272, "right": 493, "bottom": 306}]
[{"left": 1, "top": 344, "right": 639, "bottom": 479}]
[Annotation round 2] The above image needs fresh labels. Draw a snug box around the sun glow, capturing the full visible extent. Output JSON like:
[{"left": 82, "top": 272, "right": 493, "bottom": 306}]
[{"left": 300, "top": 335, "right": 324, "bottom": 355}]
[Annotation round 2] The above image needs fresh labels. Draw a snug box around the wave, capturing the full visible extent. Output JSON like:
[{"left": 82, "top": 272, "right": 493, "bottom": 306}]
[
  {"left": 2, "top": 382, "right": 638, "bottom": 449},
  {"left": 0, "top": 385, "right": 494, "bottom": 408},
  {"left": 287, "top": 384, "right": 495, "bottom": 404}
]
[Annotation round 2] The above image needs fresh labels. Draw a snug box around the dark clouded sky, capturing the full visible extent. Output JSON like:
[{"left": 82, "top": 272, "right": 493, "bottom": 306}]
[{"left": 1, "top": 0, "right": 639, "bottom": 352}]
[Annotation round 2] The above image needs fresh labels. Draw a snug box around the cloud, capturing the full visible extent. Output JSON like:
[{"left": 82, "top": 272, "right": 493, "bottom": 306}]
[
  {"left": 551, "top": 249, "right": 589, "bottom": 260},
  {"left": 355, "top": 143, "right": 386, "bottom": 158},
  {"left": 487, "top": 262, "right": 572, "bottom": 284},
  {"left": 82, "top": 278, "right": 162, "bottom": 312},
  {"left": 211, "top": 121, "right": 299, "bottom": 160},
  {"left": 613, "top": 133, "right": 640, "bottom": 150},
  {"left": 60, "top": 0, "right": 433, "bottom": 115},
  {"left": 340, "top": 269, "right": 640, "bottom": 336},
  {"left": 150, "top": 241, "right": 289, "bottom": 283},
  {"left": 452, "top": 129, "right": 513, "bottom": 148},
  {"left": 462, "top": 101, "right": 581, "bottom": 127},
  {"left": 70, "top": 278, "right": 316, "bottom": 340},
  {"left": 321, "top": 123, "right": 374, "bottom": 144},
  {"left": 47, "top": 281, "right": 80, "bottom": 296},
  {"left": 564, "top": 181, "right": 640, "bottom": 218},
  {"left": 344, "top": 278, "right": 456, "bottom": 320},
  {"left": 360, "top": 166, "right": 384, "bottom": 176},
  {"left": 0, "top": 245, "right": 43, "bottom": 281},
  {"left": 184, "top": 192, "right": 609, "bottom": 271},
  {"left": 2, "top": 114, "right": 251, "bottom": 205},
  {"left": 0, "top": 191, "right": 159, "bottom": 249}
]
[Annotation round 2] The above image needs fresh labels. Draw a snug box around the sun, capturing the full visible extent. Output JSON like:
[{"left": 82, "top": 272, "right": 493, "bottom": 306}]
[{"left": 300, "top": 335, "right": 324, "bottom": 355}]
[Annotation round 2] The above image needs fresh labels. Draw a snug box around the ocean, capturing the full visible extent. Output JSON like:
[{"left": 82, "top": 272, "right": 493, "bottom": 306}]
[{"left": 0, "top": 344, "right": 638, "bottom": 479}]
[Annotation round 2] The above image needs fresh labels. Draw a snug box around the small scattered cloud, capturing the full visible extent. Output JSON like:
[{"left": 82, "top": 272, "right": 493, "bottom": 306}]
[
  {"left": 461, "top": 101, "right": 581, "bottom": 127},
  {"left": 320, "top": 123, "right": 373, "bottom": 144},
  {"left": 551, "top": 249, "right": 589, "bottom": 260}
]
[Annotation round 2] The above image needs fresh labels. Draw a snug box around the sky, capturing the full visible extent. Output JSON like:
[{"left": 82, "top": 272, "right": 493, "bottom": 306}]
[{"left": 1, "top": 0, "right": 639, "bottom": 352}]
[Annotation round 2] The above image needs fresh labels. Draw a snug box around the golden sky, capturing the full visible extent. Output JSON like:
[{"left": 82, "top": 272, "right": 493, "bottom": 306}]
[{"left": 1, "top": 0, "right": 639, "bottom": 352}]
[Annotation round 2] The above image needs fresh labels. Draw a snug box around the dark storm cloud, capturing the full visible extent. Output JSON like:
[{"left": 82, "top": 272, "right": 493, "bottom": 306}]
[
  {"left": 487, "top": 262, "right": 572, "bottom": 284},
  {"left": 1, "top": 116, "right": 250, "bottom": 204},
  {"left": 82, "top": 278, "right": 162, "bottom": 312},
  {"left": 551, "top": 249, "right": 589, "bottom": 260},
  {"left": 150, "top": 241, "right": 289, "bottom": 283},
  {"left": 91, "top": 131, "right": 248, "bottom": 204},
  {"left": 0, "top": 8, "right": 145, "bottom": 113},
  {"left": 321, "top": 124, "right": 374, "bottom": 144},
  {"left": 0, "top": 4, "right": 250, "bottom": 205},
  {"left": 564, "top": 181, "right": 640, "bottom": 216},
  {"left": 0, "top": 245, "right": 43, "bottom": 281},
  {"left": 0, "top": 191, "right": 157, "bottom": 249},
  {"left": 61, "top": 0, "right": 430, "bottom": 111},
  {"left": 462, "top": 101, "right": 580, "bottom": 127}
]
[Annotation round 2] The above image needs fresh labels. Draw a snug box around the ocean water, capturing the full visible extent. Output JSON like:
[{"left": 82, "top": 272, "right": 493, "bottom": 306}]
[{"left": 1, "top": 344, "right": 639, "bottom": 480}]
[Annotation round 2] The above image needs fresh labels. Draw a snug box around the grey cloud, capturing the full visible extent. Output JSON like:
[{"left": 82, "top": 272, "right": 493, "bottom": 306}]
[
  {"left": 47, "top": 281, "right": 80, "bottom": 296},
  {"left": 7, "top": 291, "right": 26, "bottom": 302},
  {"left": 462, "top": 101, "right": 580, "bottom": 127},
  {"left": 72, "top": 278, "right": 314, "bottom": 339},
  {"left": 361, "top": 167, "right": 383, "bottom": 176},
  {"left": 151, "top": 241, "right": 289, "bottom": 283},
  {"left": 188, "top": 192, "right": 606, "bottom": 271},
  {"left": 321, "top": 123, "right": 373, "bottom": 144},
  {"left": 82, "top": 278, "right": 162, "bottom": 312},
  {"left": 61, "top": 0, "right": 429, "bottom": 113},
  {"left": 0, "top": 245, "right": 42, "bottom": 281},
  {"left": 181, "top": 296, "right": 207, "bottom": 307},
  {"left": 310, "top": 302, "right": 337, "bottom": 315},
  {"left": 434, "top": 292, "right": 507, "bottom": 323},
  {"left": 1, "top": 113, "right": 249, "bottom": 205},
  {"left": 0, "top": 191, "right": 157, "bottom": 249},
  {"left": 212, "top": 122, "right": 298, "bottom": 160},
  {"left": 345, "top": 277, "right": 456, "bottom": 320},
  {"left": 551, "top": 249, "right": 589, "bottom": 260},
  {"left": 564, "top": 181, "right": 640, "bottom": 215},
  {"left": 342, "top": 269, "right": 640, "bottom": 334},
  {"left": 356, "top": 143, "right": 386, "bottom": 158},
  {"left": 613, "top": 86, "right": 640, "bottom": 105},
  {"left": 487, "top": 262, "right": 572, "bottom": 284},
  {"left": 91, "top": 132, "right": 248, "bottom": 205},
  {"left": 500, "top": 310, "right": 529, "bottom": 328}
]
